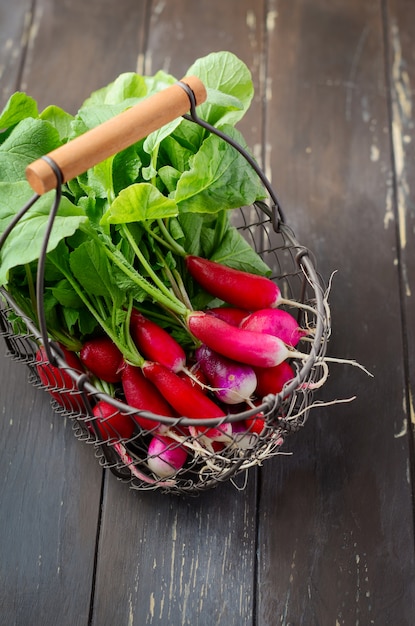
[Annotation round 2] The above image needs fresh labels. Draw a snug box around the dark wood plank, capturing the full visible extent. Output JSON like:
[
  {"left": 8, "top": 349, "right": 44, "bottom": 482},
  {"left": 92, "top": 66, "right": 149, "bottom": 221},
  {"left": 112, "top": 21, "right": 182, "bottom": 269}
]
[
  {"left": 257, "top": 1, "right": 415, "bottom": 624},
  {"left": 386, "top": 0, "right": 415, "bottom": 446},
  {"left": 0, "top": 352, "right": 103, "bottom": 624},
  {"left": 19, "top": 0, "right": 149, "bottom": 114},
  {"left": 0, "top": 0, "right": 32, "bottom": 109},
  {"left": 91, "top": 2, "right": 267, "bottom": 624}
]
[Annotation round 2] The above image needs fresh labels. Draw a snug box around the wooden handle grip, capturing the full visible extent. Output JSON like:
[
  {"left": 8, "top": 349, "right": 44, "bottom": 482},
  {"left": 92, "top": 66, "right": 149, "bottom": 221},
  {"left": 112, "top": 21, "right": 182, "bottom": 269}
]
[{"left": 25, "top": 76, "right": 207, "bottom": 195}]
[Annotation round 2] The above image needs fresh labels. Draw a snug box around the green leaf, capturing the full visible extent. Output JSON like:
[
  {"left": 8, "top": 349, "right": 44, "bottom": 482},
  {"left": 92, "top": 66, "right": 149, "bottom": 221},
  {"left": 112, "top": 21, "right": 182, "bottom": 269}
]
[
  {"left": 0, "top": 182, "right": 87, "bottom": 285},
  {"left": 112, "top": 146, "right": 141, "bottom": 195},
  {"left": 205, "top": 88, "right": 244, "bottom": 111},
  {"left": 101, "top": 183, "right": 178, "bottom": 225},
  {"left": 175, "top": 125, "right": 265, "bottom": 213},
  {"left": 81, "top": 72, "right": 147, "bottom": 106},
  {"left": 143, "top": 117, "right": 184, "bottom": 156},
  {"left": 158, "top": 166, "right": 181, "bottom": 194},
  {"left": 51, "top": 279, "right": 84, "bottom": 308},
  {"left": 69, "top": 239, "right": 124, "bottom": 306},
  {"left": 143, "top": 70, "right": 177, "bottom": 95},
  {"left": 208, "top": 225, "right": 271, "bottom": 276},
  {"left": 0, "top": 92, "right": 39, "bottom": 129},
  {"left": 0, "top": 118, "right": 61, "bottom": 182},
  {"left": 186, "top": 52, "right": 254, "bottom": 127},
  {"left": 40, "top": 106, "right": 74, "bottom": 141},
  {"left": 158, "top": 135, "right": 193, "bottom": 172}
]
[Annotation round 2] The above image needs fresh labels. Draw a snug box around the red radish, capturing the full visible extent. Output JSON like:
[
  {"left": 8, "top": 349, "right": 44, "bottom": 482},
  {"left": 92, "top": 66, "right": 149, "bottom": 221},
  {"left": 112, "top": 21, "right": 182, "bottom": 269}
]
[
  {"left": 92, "top": 399, "right": 135, "bottom": 442},
  {"left": 130, "top": 310, "right": 186, "bottom": 373},
  {"left": 35, "top": 345, "right": 86, "bottom": 412},
  {"left": 177, "top": 365, "right": 209, "bottom": 391},
  {"left": 187, "top": 312, "right": 295, "bottom": 368},
  {"left": 121, "top": 363, "right": 174, "bottom": 431},
  {"left": 254, "top": 361, "right": 295, "bottom": 397},
  {"left": 185, "top": 255, "right": 281, "bottom": 310},
  {"left": 245, "top": 416, "right": 267, "bottom": 436},
  {"left": 240, "top": 309, "right": 307, "bottom": 347},
  {"left": 80, "top": 336, "right": 124, "bottom": 383},
  {"left": 147, "top": 435, "right": 188, "bottom": 477},
  {"left": 142, "top": 361, "right": 231, "bottom": 441},
  {"left": 195, "top": 344, "right": 257, "bottom": 405},
  {"left": 206, "top": 306, "right": 249, "bottom": 326}
]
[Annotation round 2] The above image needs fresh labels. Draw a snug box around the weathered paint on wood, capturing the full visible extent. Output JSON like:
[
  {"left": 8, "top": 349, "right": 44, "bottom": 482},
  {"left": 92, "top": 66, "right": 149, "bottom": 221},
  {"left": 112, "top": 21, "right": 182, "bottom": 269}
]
[{"left": 1, "top": 0, "right": 415, "bottom": 624}]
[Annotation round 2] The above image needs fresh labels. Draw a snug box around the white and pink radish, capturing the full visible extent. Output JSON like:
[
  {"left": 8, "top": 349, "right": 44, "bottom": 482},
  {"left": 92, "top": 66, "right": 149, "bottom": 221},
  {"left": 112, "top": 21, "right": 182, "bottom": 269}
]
[
  {"left": 195, "top": 344, "right": 257, "bottom": 405},
  {"left": 147, "top": 435, "right": 188, "bottom": 478}
]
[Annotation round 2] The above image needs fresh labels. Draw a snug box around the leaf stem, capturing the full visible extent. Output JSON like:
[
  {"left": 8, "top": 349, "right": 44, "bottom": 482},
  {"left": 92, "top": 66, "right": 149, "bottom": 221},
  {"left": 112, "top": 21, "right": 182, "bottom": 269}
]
[
  {"left": 156, "top": 219, "right": 187, "bottom": 257},
  {"left": 120, "top": 224, "right": 188, "bottom": 315}
]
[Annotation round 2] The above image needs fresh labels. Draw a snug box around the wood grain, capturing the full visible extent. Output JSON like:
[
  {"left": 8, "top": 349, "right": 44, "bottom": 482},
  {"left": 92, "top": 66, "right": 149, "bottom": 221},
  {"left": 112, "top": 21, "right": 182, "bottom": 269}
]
[
  {"left": 0, "top": 354, "right": 103, "bottom": 624},
  {"left": 258, "top": 1, "right": 415, "bottom": 624},
  {"left": 1, "top": 0, "right": 415, "bottom": 624},
  {"left": 0, "top": 0, "right": 32, "bottom": 109}
]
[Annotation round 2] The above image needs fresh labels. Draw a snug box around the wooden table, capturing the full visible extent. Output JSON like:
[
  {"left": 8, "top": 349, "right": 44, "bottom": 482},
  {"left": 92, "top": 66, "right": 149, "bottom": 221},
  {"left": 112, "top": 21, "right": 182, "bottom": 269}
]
[{"left": 1, "top": 1, "right": 415, "bottom": 624}]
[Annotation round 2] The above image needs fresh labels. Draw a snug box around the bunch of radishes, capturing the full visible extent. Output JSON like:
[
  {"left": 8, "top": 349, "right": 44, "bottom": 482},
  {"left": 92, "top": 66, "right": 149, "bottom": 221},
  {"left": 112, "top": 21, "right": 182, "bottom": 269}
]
[{"left": 35, "top": 254, "right": 316, "bottom": 481}]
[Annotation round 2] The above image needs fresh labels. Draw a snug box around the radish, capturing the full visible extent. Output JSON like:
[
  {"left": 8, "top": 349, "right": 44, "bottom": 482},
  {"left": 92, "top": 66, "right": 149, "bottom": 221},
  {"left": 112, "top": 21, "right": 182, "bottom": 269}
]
[
  {"left": 254, "top": 361, "right": 295, "bottom": 397},
  {"left": 206, "top": 306, "right": 249, "bottom": 326},
  {"left": 121, "top": 363, "right": 174, "bottom": 431},
  {"left": 130, "top": 310, "right": 186, "bottom": 373},
  {"left": 142, "top": 361, "right": 231, "bottom": 441},
  {"left": 147, "top": 435, "right": 188, "bottom": 478},
  {"left": 177, "top": 365, "right": 209, "bottom": 391},
  {"left": 245, "top": 415, "right": 267, "bottom": 436},
  {"left": 35, "top": 344, "right": 86, "bottom": 412},
  {"left": 113, "top": 441, "right": 177, "bottom": 487},
  {"left": 80, "top": 336, "right": 124, "bottom": 383},
  {"left": 240, "top": 309, "right": 307, "bottom": 347},
  {"left": 195, "top": 344, "right": 257, "bottom": 405},
  {"left": 187, "top": 312, "right": 296, "bottom": 368},
  {"left": 185, "top": 255, "right": 282, "bottom": 310},
  {"left": 92, "top": 399, "right": 135, "bottom": 442}
]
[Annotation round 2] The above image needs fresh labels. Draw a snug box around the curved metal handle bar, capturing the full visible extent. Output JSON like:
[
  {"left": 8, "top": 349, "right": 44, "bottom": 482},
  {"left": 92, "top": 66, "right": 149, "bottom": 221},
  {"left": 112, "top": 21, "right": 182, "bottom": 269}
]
[{"left": 179, "top": 81, "right": 286, "bottom": 227}]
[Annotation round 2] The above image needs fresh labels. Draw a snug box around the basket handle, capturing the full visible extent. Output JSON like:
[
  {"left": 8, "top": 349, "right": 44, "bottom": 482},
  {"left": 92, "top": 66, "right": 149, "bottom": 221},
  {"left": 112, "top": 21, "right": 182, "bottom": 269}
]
[{"left": 25, "top": 76, "right": 207, "bottom": 195}]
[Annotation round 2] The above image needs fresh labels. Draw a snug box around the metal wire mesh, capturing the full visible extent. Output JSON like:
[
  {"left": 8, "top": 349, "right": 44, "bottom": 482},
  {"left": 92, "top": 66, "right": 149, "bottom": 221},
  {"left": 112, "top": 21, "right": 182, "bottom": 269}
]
[{"left": 0, "top": 200, "right": 330, "bottom": 494}]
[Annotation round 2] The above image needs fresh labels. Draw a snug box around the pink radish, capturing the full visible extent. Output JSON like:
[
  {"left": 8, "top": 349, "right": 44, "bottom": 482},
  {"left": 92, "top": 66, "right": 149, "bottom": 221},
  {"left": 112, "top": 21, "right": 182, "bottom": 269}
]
[
  {"left": 254, "top": 361, "right": 295, "bottom": 397},
  {"left": 92, "top": 399, "right": 135, "bottom": 442},
  {"left": 187, "top": 312, "right": 296, "bottom": 368},
  {"left": 147, "top": 435, "right": 188, "bottom": 477},
  {"left": 142, "top": 361, "right": 231, "bottom": 441},
  {"left": 206, "top": 306, "right": 249, "bottom": 326},
  {"left": 240, "top": 309, "right": 307, "bottom": 347},
  {"left": 195, "top": 344, "right": 257, "bottom": 405},
  {"left": 121, "top": 363, "right": 174, "bottom": 431},
  {"left": 80, "top": 336, "right": 124, "bottom": 383},
  {"left": 185, "top": 255, "right": 281, "bottom": 310},
  {"left": 130, "top": 310, "right": 186, "bottom": 373}
]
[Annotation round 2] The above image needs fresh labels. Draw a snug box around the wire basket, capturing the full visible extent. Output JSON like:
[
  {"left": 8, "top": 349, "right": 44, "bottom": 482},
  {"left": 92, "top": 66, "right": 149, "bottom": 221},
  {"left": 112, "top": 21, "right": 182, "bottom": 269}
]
[{"left": 0, "top": 77, "right": 330, "bottom": 494}]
